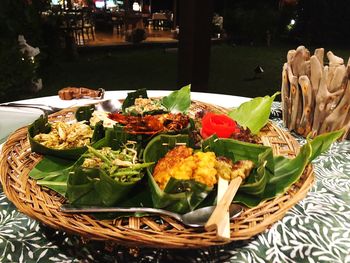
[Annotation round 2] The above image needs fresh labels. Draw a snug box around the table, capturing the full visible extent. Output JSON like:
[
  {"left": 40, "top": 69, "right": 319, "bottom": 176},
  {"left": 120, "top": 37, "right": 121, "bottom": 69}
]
[
  {"left": 1, "top": 91, "right": 349, "bottom": 262},
  {"left": 151, "top": 12, "right": 171, "bottom": 29}
]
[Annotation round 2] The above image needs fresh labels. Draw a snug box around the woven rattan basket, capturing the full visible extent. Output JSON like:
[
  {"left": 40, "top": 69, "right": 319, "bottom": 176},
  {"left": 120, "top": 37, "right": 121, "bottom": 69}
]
[{"left": 0, "top": 101, "right": 314, "bottom": 248}]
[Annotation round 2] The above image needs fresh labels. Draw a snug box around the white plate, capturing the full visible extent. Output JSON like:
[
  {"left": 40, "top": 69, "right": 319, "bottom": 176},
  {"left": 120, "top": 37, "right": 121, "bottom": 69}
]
[{"left": 0, "top": 107, "right": 42, "bottom": 144}]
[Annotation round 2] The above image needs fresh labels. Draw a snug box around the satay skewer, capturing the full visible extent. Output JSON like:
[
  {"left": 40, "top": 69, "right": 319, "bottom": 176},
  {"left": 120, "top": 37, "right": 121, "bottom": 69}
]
[{"left": 205, "top": 160, "right": 254, "bottom": 240}]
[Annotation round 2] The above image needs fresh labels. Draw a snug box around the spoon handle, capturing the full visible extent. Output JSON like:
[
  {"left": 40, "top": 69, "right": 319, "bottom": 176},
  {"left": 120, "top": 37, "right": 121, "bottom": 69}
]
[
  {"left": 205, "top": 177, "right": 242, "bottom": 237},
  {"left": 60, "top": 205, "right": 183, "bottom": 222}
]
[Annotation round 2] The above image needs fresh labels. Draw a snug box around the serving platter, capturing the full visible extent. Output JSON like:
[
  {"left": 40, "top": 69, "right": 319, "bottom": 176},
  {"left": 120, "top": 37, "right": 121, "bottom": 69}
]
[{"left": 0, "top": 100, "right": 314, "bottom": 248}]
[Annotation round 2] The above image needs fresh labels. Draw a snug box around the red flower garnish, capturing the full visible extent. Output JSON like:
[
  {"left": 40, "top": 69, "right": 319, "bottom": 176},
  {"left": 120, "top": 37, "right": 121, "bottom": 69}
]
[{"left": 200, "top": 112, "right": 239, "bottom": 139}]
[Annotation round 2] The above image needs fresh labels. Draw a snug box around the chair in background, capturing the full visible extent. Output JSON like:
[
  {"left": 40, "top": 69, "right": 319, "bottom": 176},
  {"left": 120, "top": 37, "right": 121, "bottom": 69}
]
[
  {"left": 112, "top": 12, "right": 124, "bottom": 35},
  {"left": 71, "top": 8, "right": 95, "bottom": 45}
]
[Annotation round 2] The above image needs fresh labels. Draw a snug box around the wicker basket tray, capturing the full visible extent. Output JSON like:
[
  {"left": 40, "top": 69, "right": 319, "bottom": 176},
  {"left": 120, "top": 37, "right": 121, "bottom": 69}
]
[{"left": 0, "top": 101, "right": 314, "bottom": 248}]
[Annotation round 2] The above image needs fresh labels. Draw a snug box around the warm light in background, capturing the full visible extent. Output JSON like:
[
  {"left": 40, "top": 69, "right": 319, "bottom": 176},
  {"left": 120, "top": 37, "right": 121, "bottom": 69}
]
[{"left": 133, "top": 1, "right": 141, "bottom": 12}]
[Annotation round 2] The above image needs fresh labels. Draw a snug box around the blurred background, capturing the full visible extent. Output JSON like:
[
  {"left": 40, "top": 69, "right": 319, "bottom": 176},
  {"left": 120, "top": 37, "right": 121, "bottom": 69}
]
[{"left": 1, "top": 0, "right": 350, "bottom": 102}]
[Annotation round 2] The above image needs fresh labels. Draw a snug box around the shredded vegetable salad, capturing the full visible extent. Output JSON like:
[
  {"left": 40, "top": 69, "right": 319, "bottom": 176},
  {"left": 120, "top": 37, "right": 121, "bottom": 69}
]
[{"left": 82, "top": 142, "right": 153, "bottom": 182}]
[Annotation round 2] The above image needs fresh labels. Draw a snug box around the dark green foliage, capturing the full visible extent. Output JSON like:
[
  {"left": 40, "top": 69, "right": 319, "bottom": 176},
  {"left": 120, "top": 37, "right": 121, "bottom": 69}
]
[
  {"left": 293, "top": 0, "right": 350, "bottom": 44},
  {"left": 0, "top": 44, "right": 37, "bottom": 102},
  {"left": 0, "top": 0, "right": 50, "bottom": 102},
  {"left": 222, "top": 1, "right": 279, "bottom": 44}
]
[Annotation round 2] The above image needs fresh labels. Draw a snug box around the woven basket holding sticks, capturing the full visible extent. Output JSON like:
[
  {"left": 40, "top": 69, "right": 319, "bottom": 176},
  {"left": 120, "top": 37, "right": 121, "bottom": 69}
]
[{"left": 0, "top": 101, "right": 314, "bottom": 248}]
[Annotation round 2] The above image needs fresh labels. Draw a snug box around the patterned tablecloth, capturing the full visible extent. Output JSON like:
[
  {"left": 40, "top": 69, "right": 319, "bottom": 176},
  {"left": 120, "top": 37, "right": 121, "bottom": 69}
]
[{"left": 1, "top": 103, "right": 350, "bottom": 262}]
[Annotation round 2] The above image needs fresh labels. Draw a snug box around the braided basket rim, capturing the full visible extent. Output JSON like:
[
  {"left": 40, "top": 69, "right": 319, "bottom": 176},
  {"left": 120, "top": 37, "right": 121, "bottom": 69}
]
[{"left": 0, "top": 100, "right": 314, "bottom": 248}]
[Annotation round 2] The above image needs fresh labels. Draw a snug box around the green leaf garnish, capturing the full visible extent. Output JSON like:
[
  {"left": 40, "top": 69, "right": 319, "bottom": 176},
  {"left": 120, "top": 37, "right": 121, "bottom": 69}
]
[
  {"left": 228, "top": 92, "right": 280, "bottom": 134},
  {"left": 161, "top": 84, "right": 191, "bottom": 113}
]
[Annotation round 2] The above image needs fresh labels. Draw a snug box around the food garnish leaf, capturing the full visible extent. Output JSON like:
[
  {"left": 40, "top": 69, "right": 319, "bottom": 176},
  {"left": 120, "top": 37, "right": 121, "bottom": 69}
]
[
  {"left": 161, "top": 85, "right": 191, "bottom": 113},
  {"left": 228, "top": 92, "right": 280, "bottom": 134}
]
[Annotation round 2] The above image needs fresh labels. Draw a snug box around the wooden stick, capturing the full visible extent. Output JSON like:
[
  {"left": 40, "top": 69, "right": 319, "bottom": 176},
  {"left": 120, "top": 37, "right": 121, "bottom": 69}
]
[
  {"left": 298, "top": 76, "right": 313, "bottom": 136},
  {"left": 281, "top": 63, "right": 290, "bottom": 128},
  {"left": 319, "top": 79, "right": 350, "bottom": 134},
  {"left": 216, "top": 177, "right": 230, "bottom": 240},
  {"left": 287, "top": 49, "right": 296, "bottom": 64},
  {"left": 312, "top": 66, "right": 344, "bottom": 136},
  {"left": 314, "top": 48, "right": 324, "bottom": 66},
  {"left": 329, "top": 65, "right": 346, "bottom": 92},
  {"left": 310, "top": 55, "right": 323, "bottom": 97},
  {"left": 287, "top": 65, "right": 300, "bottom": 131},
  {"left": 205, "top": 177, "right": 242, "bottom": 241}
]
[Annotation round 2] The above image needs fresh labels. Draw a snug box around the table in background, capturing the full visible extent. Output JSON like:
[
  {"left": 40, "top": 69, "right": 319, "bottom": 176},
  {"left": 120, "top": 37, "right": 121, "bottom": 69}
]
[{"left": 0, "top": 92, "right": 349, "bottom": 262}]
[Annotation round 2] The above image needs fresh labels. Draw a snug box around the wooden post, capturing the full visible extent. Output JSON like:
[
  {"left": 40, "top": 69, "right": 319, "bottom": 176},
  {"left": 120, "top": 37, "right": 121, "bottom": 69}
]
[
  {"left": 172, "top": 0, "right": 177, "bottom": 30},
  {"left": 178, "top": 0, "right": 213, "bottom": 92},
  {"left": 67, "top": 0, "right": 72, "bottom": 9}
]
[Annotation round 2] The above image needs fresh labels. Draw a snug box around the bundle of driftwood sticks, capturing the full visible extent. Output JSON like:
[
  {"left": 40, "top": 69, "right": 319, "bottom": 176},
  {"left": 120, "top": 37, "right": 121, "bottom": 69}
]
[{"left": 281, "top": 46, "right": 350, "bottom": 140}]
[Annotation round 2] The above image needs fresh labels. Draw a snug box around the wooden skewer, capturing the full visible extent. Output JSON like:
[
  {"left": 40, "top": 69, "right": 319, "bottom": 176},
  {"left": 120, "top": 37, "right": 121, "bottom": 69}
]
[
  {"left": 205, "top": 176, "right": 243, "bottom": 241},
  {"left": 216, "top": 176, "right": 230, "bottom": 240}
]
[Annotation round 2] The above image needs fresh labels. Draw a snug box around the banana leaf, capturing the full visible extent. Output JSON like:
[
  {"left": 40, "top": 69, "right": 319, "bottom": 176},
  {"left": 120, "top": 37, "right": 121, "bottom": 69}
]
[
  {"left": 28, "top": 114, "right": 105, "bottom": 160},
  {"left": 66, "top": 167, "right": 141, "bottom": 206},
  {"left": 104, "top": 125, "right": 145, "bottom": 150},
  {"left": 202, "top": 135, "right": 273, "bottom": 196},
  {"left": 65, "top": 138, "right": 152, "bottom": 207},
  {"left": 307, "top": 129, "right": 344, "bottom": 162},
  {"left": 143, "top": 134, "right": 212, "bottom": 214},
  {"left": 122, "top": 88, "right": 148, "bottom": 112},
  {"left": 228, "top": 92, "right": 280, "bottom": 134},
  {"left": 232, "top": 130, "right": 343, "bottom": 207},
  {"left": 75, "top": 105, "right": 95, "bottom": 122},
  {"left": 29, "top": 155, "right": 74, "bottom": 196}
]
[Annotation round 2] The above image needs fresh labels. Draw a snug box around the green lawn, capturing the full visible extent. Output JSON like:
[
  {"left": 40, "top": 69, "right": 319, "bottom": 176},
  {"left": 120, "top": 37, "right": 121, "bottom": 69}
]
[{"left": 30, "top": 44, "right": 350, "bottom": 101}]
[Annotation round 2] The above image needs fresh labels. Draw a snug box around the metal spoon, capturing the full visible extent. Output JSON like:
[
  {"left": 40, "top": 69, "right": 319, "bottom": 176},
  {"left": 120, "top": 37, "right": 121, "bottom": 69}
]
[
  {"left": 0, "top": 99, "right": 122, "bottom": 114},
  {"left": 60, "top": 204, "right": 243, "bottom": 228},
  {"left": 0, "top": 103, "right": 64, "bottom": 114},
  {"left": 93, "top": 98, "right": 122, "bottom": 113}
]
